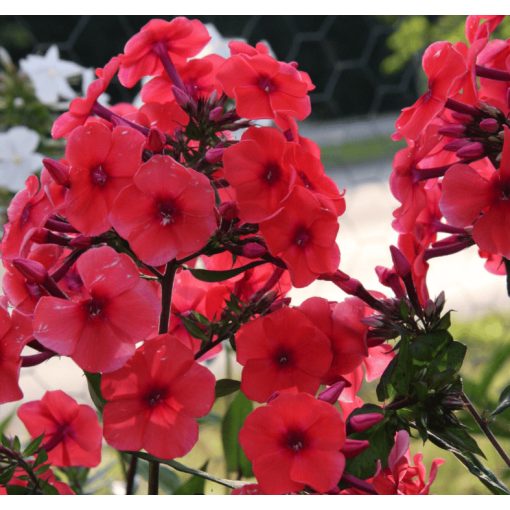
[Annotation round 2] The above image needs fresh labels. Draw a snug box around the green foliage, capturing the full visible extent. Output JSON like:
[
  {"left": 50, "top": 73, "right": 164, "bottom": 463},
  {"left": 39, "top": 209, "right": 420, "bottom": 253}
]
[
  {"left": 221, "top": 392, "right": 253, "bottom": 477},
  {"left": 85, "top": 371, "right": 106, "bottom": 412},
  {"left": 174, "top": 462, "right": 209, "bottom": 495},
  {"left": 185, "top": 260, "right": 267, "bottom": 282},
  {"left": 215, "top": 379, "right": 241, "bottom": 399},
  {"left": 492, "top": 385, "right": 510, "bottom": 417}
]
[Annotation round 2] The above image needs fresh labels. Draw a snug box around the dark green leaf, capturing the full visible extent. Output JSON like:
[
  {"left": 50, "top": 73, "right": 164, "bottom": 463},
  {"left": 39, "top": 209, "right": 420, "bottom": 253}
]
[
  {"left": 6, "top": 484, "right": 32, "bottom": 495},
  {"left": 431, "top": 426, "right": 485, "bottom": 458},
  {"left": 409, "top": 331, "right": 451, "bottom": 363},
  {"left": 174, "top": 462, "right": 209, "bottom": 495},
  {"left": 393, "top": 336, "right": 412, "bottom": 395},
  {"left": 33, "top": 448, "right": 48, "bottom": 468},
  {"left": 23, "top": 434, "right": 44, "bottom": 457},
  {"left": 445, "top": 341, "right": 466, "bottom": 373},
  {"left": 215, "top": 379, "right": 241, "bottom": 399},
  {"left": 427, "top": 429, "right": 510, "bottom": 495},
  {"left": 0, "top": 465, "right": 15, "bottom": 485},
  {"left": 221, "top": 392, "right": 253, "bottom": 477},
  {"left": 492, "top": 385, "right": 510, "bottom": 417},
  {"left": 186, "top": 261, "right": 267, "bottom": 282},
  {"left": 85, "top": 372, "right": 106, "bottom": 411}
]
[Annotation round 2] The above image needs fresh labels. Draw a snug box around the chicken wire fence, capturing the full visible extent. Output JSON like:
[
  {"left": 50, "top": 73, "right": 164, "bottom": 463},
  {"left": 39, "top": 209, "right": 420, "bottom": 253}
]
[{"left": 0, "top": 15, "right": 507, "bottom": 418}]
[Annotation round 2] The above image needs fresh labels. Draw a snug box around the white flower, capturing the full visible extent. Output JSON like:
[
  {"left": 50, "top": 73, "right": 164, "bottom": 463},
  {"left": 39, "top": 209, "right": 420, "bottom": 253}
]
[
  {"left": 0, "top": 126, "right": 42, "bottom": 192},
  {"left": 20, "top": 45, "right": 84, "bottom": 105}
]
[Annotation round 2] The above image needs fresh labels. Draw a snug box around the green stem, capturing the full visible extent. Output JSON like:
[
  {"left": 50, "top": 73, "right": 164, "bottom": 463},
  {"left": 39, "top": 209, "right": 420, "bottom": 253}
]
[
  {"left": 148, "top": 460, "right": 160, "bottom": 495},
  {"left": 125, "top": 454, "right": 138, "bottom": 495},
  {"left": 461, "top": 391, "right": 510, "bottom": 469}
]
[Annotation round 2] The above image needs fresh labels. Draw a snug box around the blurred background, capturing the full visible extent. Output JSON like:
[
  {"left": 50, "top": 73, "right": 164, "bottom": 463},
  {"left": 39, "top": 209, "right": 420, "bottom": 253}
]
[{"left": 0, "top": 15, "right": 509, "bottom": 495}]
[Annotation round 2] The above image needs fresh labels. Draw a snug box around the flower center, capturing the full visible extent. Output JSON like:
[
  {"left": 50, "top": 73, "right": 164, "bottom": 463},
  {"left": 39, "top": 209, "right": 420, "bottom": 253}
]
[
  {"left": 91, "top": 165, "right": 108, "bottom": 187},
  {"left": 258, "top": 76, "right": 275, "bottom": 93},
  {"left": 264, "top": 163, "right": 281, "bottom": 184},
  {"left": 88, "top": 298, "right": 104, "bottom": 318},
  {"left": 294, "top": 227, "right": 310, "bottom": 247},
  {"left": 274, "top": 348, "right": 292, "bottom": 367},
  {"left": 286, "top": 430, "right": 306, "bottom": 453},
  {"left": 157, "top": 200, "right": 177, "bottom": 226},
  {"left": 145, "top": 388, "right": 168, "bottom": 407}
]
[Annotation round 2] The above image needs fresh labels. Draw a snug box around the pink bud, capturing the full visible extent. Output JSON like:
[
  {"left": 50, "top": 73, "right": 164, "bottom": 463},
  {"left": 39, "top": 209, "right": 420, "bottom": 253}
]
[
  {"left": 69, "top": 235, "right": 93, "bottom": 249},
  {"left": 456, "top": 141, "right": 485, "bottom": 159},
  {"left": 389, "top": 245, "right": 411, "bottom": 279},
  {"left": 218, "top": 201, "right": 239, "bottom": 222},
  {"left": 451, "top": 112, "right": 473, "bottom": 124},
  {"left": 205, "top": 147, "right": 224, "bottom": 164},
  {"left": 13, "top": 258, "right": 48, "bottom": 284},
  {"left": 444, "top": 139, "right": 470, "bottom": 152},
  {"left": 43, "top": 158, "right": 70, "bottom": 187},
  {"left": 348, "top": 412, "right": 384, "bottom": 433},
  {"left": 147, "top": 128, "right": 166, "bottom": 153},
  {"left": 317, "top": 379, "right": 350, "bottom": 404},
  {"left": 209, "top": 106, "right": 224, "bottom": 122},
  {"left": 241, "top": 242, "right": 267, "bottom": 259},
  {"left": 438, "top": 124, "right": 466, "bottom": 137},
  {"left": 342, "top": 439, "right": 370, "bottom": 458},
  {"left": 172, "top": 85, "right": 192, "bottom": 108},
  {"left": 479, "top": 118, "right": 499, "bottom": 133},
  {"left": 375, "top": 265, "right": 405, "bottom": 298}
]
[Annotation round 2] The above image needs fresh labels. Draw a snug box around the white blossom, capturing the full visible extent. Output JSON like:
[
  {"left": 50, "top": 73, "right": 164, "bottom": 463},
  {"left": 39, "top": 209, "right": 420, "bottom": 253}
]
[
  {"left": 0, "top": 126, "right": 42, "bottom": 192},
  {"left": 20, "top": 45, "right": 84, "bottom": 105}
]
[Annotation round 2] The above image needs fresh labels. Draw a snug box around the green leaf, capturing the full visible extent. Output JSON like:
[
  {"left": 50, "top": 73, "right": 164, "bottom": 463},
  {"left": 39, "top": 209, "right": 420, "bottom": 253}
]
[
  {"left": 393, "top": 336, "right": 412, "bottom": 395},
  {"left": 431, "top": 426, "right": 485, "bottom": 459},
  {"left": 376, "top": 355, "right": 398, "bottom": 401},
  {"left": 215, "top": 379, "right": 241, "bottom": 399},
  {"left": 33, "top": 448, "right": 48, "bottom": 468},
  {"left": 174, "top": 462, "right": 209, "bottom": 495},
  {"left": 444, "top": 341, "right": 466, "bottom": 373},
  {"left": 23, "top": 434, "right": 44, "bottom": 457},
  {"left": 427, "top": 429, "right": 510, "bottom": 495},
  {"left": 0, "top": 465, "right": 15, "bottom": 485},
  {"left": 85, "top": 372, "right": 106, "bottom": 412},
  {"left": 221, "top": 392, "right": 253, "bottom": 477},
  {"left": 6, "top": 484, "right": 32, "bottom": 495},
  {"left": 186, "top": 261, "right": 267, "bottom": 282},
  {"left": 409, "top": 331, "right": 451, "bottom": 363},
  {"left": 492, "top": 385, "right": 510, "bottom": 417}
]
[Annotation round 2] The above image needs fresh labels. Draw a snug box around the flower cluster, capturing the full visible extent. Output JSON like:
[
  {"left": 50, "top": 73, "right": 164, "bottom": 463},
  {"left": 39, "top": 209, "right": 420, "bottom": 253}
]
[
  {"left": 12, "top": 15, "right": 510, "bottom": 496},
  {"left": 390, "top": 15, "right": 510, "bottom": 292}
]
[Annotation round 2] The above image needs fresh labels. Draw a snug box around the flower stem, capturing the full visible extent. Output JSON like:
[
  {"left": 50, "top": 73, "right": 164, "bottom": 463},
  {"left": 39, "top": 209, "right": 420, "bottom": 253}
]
[
  {"left": 461, "top": 391, "right": 510, "bottom": 469},
  {"left": 147, "top": 260, "right": 178, "bottom": 495},
  {"left": 125, "top": 455, "right": 138, "bottom": 495}
]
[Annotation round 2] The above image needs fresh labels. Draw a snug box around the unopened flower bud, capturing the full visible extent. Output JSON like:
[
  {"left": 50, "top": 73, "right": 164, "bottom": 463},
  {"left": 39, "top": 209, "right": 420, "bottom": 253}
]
[
  {"left": 479, "top": 118, "right": 499, "bottom": 133},
  {"left": 218, "top": 201, "right": 239, "bottom": 222},
  {"left": 317, "top": 379, "right": 350, "bottom": 404},
  {"left": 205, "top": 147, "right": 224, "bottom": 164},
  {"left": 389, "top": 245, "right": 411, "bottom": 279},
  {"left": 172, "top": 85, "right": 192, "bottom": 108},
  {"left": 444, "top": 139, "right": 470, "bottom": 152},
  {"left": 43, "top": 158, "right": 70, "bottom": 187},
  {"left": 241, "top": 242, "right": 267, "bottom": 259},
  {"left": 69, "top": 235, "right": 93, "bottom": 249},
  {"left": 451, "top": 112, "right": 473, "bottom": 124},
  {"left": 456, "top": 141, "right": 485, "bottom": 159},
  {"left": 375, "top": 265, "right": 405, "bottom": 298},
  {"left": 147, "top": 128, "right": 166, "bottom": 153},
  {"left": 342, "top": 439, "right": 370, "bottom": 458},
  {"left": 209, "top": 106, "right": 224, "bottom": 122},
  {"left": 438, "top": 124, "right": 466, "bottom": 137},
  {"left": 13, "top": 258, "right": 48, "bottom": 284},
  {"left": 347, "top": 412, "right": 384, "bottom": 433}
]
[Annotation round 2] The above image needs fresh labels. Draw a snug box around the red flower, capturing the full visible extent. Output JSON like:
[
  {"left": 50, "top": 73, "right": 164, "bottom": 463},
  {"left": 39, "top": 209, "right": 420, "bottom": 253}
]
[
  {"left": 63, "top": 122, "right": 145, "bottom": 236},
  {"left": 110, "top": 155, "right": 216, "bottom": 266},
  {"left": 1, "top": 176, "right": 52, "bottom": 262},
  {"left": 217, "top": 53, "right": 311, "bottom": 121},
  {"left": 52, "top": 56, "right": 119, "bottom": 139},
  {"left": 101, "top": 334, "right": 215, "bottom": 459},
  {"left": 299, "top": 297, "right": 368, "bottom": 384},
  {"left": 260, "top": 186, "right": 340, "bottom": 287},
  {"left": 393, "top": 42, "right": 466, "bottom": 141},
  {"left": 239, "top": 390, "right": 346, "bottom": 494},
  {"left": 236, "top": 307, "right": 332, "bottom": 403},
  {"left": 0, "top": 298, "right": 31, "bottom": 404},
  {"left": 17, "top": 390, "right": 102, "bottom": 468},
  {"left": 33, "top": 246, "right": 161, "bottom": 373},
  {"left": 440, "top": 131, "right": 510, "bottom": 258},
  {"left": 3, "top": 245, "right": 63, "bottom": 314},
  {"left": 118, "top": 18, "right": 210, "bottom": 88},
  {"left": 372, "top": 430, "right": 444, "bottom": 495},
  {"left": 222, "top": 126, "right": 295, "bottom": 223}
]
